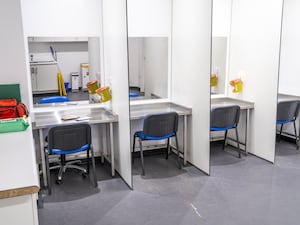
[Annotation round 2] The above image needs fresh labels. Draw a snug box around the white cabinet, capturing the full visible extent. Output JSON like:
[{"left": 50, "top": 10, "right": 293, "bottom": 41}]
[
  {"left": 0, "top": 195, "right": 39, "bottom": 225},
  {"left": 30, "top": 63, "right": 58, "bottom": 94}
]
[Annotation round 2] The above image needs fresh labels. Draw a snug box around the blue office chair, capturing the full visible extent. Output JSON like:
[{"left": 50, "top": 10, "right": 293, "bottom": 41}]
[
  {"left": 44, "top": 123, "right": 97, "bottom": 194},
  {"left": 132, "top": 112, "right": 181, "bottom": 175},
  {"left": 211, "top": 105, "right": 241, "bottom": 158},
  {"left": 39, "top": 96, "right": 70, "bottom": 104},
  {"left": 276, "top": 100, "right": 299, "bottom": 148}
]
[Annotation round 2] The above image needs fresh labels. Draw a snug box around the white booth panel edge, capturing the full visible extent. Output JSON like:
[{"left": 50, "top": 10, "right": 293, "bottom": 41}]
[
  {"left": 102, "top": 0, "right": 132, "bottom": 188},
  {"left": 127, "top": 0, "right": 172, "bottom": 37},
  {"left": 228, "top": 0, "right": 283, "bottom": 162},
  {"left": 172, "top": 0, "right": 212, "bottom": 174}
]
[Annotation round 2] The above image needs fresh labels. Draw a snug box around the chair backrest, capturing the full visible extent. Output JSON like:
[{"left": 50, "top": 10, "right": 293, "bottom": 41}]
[
  {"left": 142, "top": 112, "right": 178, "bottom": 138},
  {"left": 277, "top": 100, "right": 299, "bottom": 122},
  {"left": 211, "top": 105, "right": 240, "bottom": 129},
  {"left": 48, "top": 124, "right": 91, "bottom": 151}
]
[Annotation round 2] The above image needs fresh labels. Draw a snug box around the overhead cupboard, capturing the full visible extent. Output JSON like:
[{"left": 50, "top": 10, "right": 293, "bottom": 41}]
[{"left": 30, "top": 62, "right": 58, "bottom": 94}]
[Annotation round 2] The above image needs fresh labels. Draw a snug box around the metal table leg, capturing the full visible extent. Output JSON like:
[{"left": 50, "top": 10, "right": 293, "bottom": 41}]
[
  {"left": 110, "top": 122, "right": 115, "bottom": 177},
  {"left": 184, "top": 115, "right": 187, "bottom": 165},
  {"left": 245, "top": 109, "right": 250, "bottom": 155},
  {"left": 39, "top": 129, "right": 47, "bottom": 187}
]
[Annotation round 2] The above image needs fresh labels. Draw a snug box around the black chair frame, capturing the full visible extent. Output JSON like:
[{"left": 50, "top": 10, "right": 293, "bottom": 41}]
[
  {"left": 44, "top": 123, "right": 97, "bottom": 194},
  {"left": 211, "top": 105, "right": 241, "bottom": 158},
  {"left": 276, "top": 100, "right": 300, "bottom": 149},
  {"left": 132, "top": 112, "right": 181, "bottom": 175}
]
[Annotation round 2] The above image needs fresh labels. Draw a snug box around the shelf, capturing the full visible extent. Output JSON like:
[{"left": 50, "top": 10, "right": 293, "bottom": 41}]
[{"left": 28, "top": 37, "right": 88, "bottom": 43}]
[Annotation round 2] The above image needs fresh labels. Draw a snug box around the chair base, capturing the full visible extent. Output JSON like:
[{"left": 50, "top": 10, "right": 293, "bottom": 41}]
[{"left": 49, "top": 160, "right": 87, "bottom": 184}]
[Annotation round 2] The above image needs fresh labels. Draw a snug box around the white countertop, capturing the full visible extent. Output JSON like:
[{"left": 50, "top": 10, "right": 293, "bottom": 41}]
[
  {"left": 211, "top": 97, "right": 254, "bottom": 110},
  {"left": 278, "top": 93, "right": 300, "bottom": 102},
  {"left": 0, "top": 122, "right": 39, "bottom": 192}
]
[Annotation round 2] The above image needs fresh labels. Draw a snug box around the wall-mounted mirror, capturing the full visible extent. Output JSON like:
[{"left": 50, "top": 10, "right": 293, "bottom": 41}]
[
  {"left": 127, "top": 0, "right": 172, "bottom": 103},
  {"left": 128, "top": 37, "right": 169, "bottom": 101},
  {"left": 211, "top": 0, "right": 232, "bottom": 96},
  {"left": 27, "top": 37, "right": 102, "bottom": 106}
]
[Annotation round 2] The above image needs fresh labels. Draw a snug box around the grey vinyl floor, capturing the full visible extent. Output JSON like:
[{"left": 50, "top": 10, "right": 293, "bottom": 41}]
[{"left": 38, "top": 140, "right": 300, "bottom": 225}]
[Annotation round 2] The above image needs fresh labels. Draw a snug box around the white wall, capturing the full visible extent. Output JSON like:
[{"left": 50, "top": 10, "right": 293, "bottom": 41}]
[
  {"left": 278, "top": 0, "right": 300, "bottom": 95},
  {"left": 0, "top": 0, "right": 31, "bottom": 106},
  {"left": 228, "top": 0, "right": 283, "bottom": 162},
  {"left": 127, "top": 0, "right": 172, "bottom": 37},
  {"left": 212, "top": 0, "right": 232, "bottom": 37},
  {"left": 21, "top": 0, "right": 101, "bottom": 37},
  {"left": 143, "top": 38, "right": 168, "bottom": 98},
  {"left": 211, "top": 37, "right": 227, "bottom": 95},
  {"left": 102, "top": 0, "right": 132, "bottom": 187},
  {"left": 172, "top": 0, "right": 211, "bottom": 174},
  {"left": 128, "top": 38, "right": 144, "bottom": 90}
]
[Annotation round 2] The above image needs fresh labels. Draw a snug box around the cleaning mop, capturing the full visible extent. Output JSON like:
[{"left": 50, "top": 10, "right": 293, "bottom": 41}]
[{"left": 50, "top": 46, "right": 67, "bottom": 96}]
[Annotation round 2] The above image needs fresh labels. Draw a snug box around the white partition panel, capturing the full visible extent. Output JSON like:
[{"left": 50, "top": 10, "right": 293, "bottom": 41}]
[
  {"left": 228, "top": 0, "right": 283, "bottom": 162},
  {"left": 172, "top": 0, "right": 211, "bottom": 174},
  {"left": 102, "top": 0, "right": 132, "bottom": 187},
  {"left": 279, "top": 0, "right": 300, "bottom": 95},
  {"left": 127, "top": 0, "right": 172, "bottom": 37}
]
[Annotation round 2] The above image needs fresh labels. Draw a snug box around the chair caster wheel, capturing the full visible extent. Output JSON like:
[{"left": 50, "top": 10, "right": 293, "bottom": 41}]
[{"left": 56, "top": 180, "right": 62, "bottom": 185}]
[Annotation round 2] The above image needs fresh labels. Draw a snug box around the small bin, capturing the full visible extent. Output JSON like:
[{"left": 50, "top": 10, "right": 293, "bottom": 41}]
[{"left": 64, "top": 82, "right": 69, "bottom": 93}]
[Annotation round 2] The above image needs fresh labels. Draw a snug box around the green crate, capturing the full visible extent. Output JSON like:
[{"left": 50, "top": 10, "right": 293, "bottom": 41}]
[{"left": 0, "top": 118, "right": 29, "bottom": 133}]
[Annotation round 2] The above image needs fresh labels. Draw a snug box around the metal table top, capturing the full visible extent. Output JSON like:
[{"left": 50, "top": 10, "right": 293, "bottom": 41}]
[
  {"left": 32, "top": 107, "right": 118, "bottom": 129},
  {"left": 130, "top": 102, "right": 192, "bottom": 120},
  {"left": 277, "top": 93, "right": 300, "bottom": 102},
  {"left": 211, "top": 97, "right": 254, "bottom": 110}
]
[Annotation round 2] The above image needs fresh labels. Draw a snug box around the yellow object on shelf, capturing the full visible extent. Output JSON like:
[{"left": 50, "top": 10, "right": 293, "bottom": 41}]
[
  {"left": 96, "top": 86, "right": 112, "bottom": 103},
  {"left": 210, "top": 74, "right": 218, "bottom": 87},
  {"left": 57, "top": 72, "right": 67, "bottom": 96},
  {"left": 230, "top": 78, "right": 243, "bottom": 93},
  {"left": 86, "top": 80, "right": 99, "bottom": 94}
]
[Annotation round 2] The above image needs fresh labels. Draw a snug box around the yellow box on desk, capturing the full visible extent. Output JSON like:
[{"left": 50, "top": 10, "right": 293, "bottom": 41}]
[{"left": 0, "top": 118, "right": 29, "bottom": 133}]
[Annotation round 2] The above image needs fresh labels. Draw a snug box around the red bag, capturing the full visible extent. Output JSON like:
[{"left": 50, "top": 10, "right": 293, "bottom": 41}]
[{"left": 0, "top": 99, "right": 29, "bottom": 119}]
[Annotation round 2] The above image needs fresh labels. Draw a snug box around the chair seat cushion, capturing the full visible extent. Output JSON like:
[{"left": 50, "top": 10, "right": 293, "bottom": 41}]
[
  {"left": 276, "top": 119, "right": 294, "bottom": 125},
  {"left": 135, "top": 131, "right": 175, "bottom": 140},
  {"left": 210, "top": 124, "right": 235, "bottom": 131},
  {"left": 50, "top": 144, "right": 89, "bottom": 155}
]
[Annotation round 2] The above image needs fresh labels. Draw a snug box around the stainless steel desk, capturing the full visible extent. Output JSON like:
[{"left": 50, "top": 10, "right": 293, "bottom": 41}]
[
  {"left": 130, "top": 102, "right": 192, "bottom": 165},
  {"left": 32, "top": 107, "right": 118, "bottom": 187},
  {"left": 211, "top": 97, "right": 254, "bottom": 154}
]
